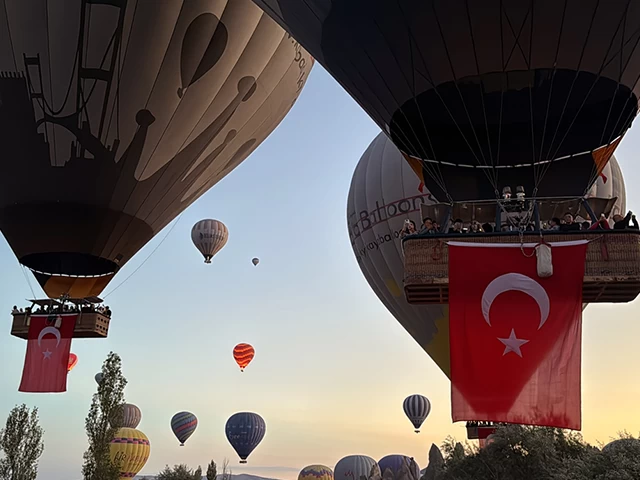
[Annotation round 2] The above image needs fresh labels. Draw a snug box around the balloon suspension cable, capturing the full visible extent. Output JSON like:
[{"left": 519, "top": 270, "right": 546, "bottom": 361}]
[
  {"left": 102, "top": 213, "right": 183, "bottom": 299},
  {"left": 19, "top": 265, "right": 37, "bottom": 298}
]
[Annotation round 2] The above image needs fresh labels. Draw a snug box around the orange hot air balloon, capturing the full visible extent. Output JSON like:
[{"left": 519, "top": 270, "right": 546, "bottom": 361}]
[
  {"left": 233, "top": 343, "right": 255, "bottom": 372},
  {"left": 67, "top": 353, "right": 78, "bottom": 373}
]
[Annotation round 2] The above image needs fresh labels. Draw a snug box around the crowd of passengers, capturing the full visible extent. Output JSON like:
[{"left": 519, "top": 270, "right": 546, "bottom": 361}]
[
  {"left": 401, "top": 210, "right": 639, "bottom": 237},
  {"left": 11, "top": 303, "right": 112, "bottom": 317}
]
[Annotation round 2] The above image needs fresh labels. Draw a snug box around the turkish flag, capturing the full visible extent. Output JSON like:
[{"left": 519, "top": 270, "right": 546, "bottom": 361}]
[
  {"left": 448, "top": 241, "right": 587, "bottom": 430},
  {"left": 18, "top": 314, "right": 77, "bottom": 393}
]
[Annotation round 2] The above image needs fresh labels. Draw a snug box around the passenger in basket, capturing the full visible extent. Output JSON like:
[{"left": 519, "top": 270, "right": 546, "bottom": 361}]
[
  {"left": 547, "top": 217, "right": 561, "bottom": 231},
  {"left": 612, "top": 211, "right": 639, "bottom": 230},
  {"left": 559, "top": 212, "right": 581, "bottom": 231},
  {"left": 419, "top": 217, "right": 437, "bottom": 235},
  {"left": 400, "top": 219, "right": 417, "bottom": 238},
  {"left": 589, "top": 214, "right": 611, "bottom": 230},
  {"left": 469, "top": 221, "right": 483, "bottom": 233},
  {"left": 448, "top": 218, "right": 465, "bottom": 234},
  {"left": 482, "top": 223, "right": 494, "bottom": 232}
]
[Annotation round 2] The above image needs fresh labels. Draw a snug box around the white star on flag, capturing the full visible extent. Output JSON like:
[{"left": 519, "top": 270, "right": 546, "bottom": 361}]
[
  {"left": 42, "top": 349, "right": 52, "bottom": 359},
  {"left": 498, "top": 328, "right": 529, "bottom": 357}
]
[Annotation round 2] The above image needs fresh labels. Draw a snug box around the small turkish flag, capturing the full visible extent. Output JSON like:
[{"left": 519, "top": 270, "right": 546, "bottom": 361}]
[
  {"left": 18, "top": 314, "right": 77, "bottom": 393},
  {"left": 448, "top": 241, "right": 587, "bottom": 430}
]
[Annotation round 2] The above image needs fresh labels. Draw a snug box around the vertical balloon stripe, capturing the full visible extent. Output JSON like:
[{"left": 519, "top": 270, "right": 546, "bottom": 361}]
[
  {"left": 334, "top": 456, "right": 377, "bottom": 480},
  {"left": 403, "top": 394, "right": 431, "bottom": 431}
]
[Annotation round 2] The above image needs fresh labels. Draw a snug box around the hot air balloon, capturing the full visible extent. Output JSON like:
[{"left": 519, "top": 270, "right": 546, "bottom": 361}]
[
  {"left": 110, "top": 427, "right": 151, "bottom": 480},
  {"left": 233, "top": 343, "right": 255, "bottom": 371},
  {"left": 192, "top": 219, "right": 229, "bottom": 263},
  {"left": 347, "top": 133, "right": 627, "bottom": 379},
  {"left": 252, "top": 257, "right": 260, "bottom": 266},
  {"left": 299, "top": 465, "right": 333, "bottom": 480},
  {"left": 225, "top": 412, "right": 266, "bottom": 464},
  {"left": 171, "top": 411, "right": 198, "bottom": 446},
  {"left": 378, "top": 456, "right": 420, "bottom": 480},
  {"left": 0, "top": 0, "right": 313, "bottom": 314},
  {"left": 67, "top": 353, "right": 78, "bottom": 373},
  {"left": 334, "top": 455, "right": 378, "bottom": 480},
  {"left": 95, "top": 372, "right": 104, "bottom": 384},
  {"left": 111, "top": 403, "right": 142, "bottom": 429},
  {"left": 403, "top": 395, "right": 431, "bottom": 433}
]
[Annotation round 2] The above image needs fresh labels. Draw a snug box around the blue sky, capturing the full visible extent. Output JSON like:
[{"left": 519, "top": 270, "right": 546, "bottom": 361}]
[{"left": 0, "top": 65, "right": 639, "bottom": 480}]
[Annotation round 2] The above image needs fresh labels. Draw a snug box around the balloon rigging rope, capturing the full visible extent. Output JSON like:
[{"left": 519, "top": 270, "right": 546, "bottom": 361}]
[
  {"left": 102, "top": 213, "right": 183, "bottom": 299},
  {"left": 20, "top": 265, "right": 37, "bottom": 298}
]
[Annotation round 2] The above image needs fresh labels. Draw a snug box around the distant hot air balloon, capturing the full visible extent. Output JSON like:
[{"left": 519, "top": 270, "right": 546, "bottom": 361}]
[
  {"left": 252, "top": 257, "right": 260, "bottom": 266},
  {"left": 110, "top": 427, "right": 150, "bottom": 480},
  {"left": 171, "top": 411, "right": 198, "bottom": 446},
  {"left": 67, "top": 353, "right": 78, "bottom": 373},
  {"left": 299, "top": 465, "right": 333, "bottom": 480},
  {"left": 111, "top": 403, "right": 143, "bottom": 429},
  {"left": 95, "top": 372, "right": 104, "bottom": 384},
  {"left": 334, "top": 455, "right": 378, "bottom": 480},
  {"left": 233, "top": 343, "right": 255, "bottom": 372},
  {"left": 378, "top": 455, "right": 420, "bottom": 479},
  {"left": 225, "top": 412, "right": 266, "bottom": 463},
  {"left": 0, "top": 0, "right": 313, "bottom": 300},
  {"left": 192, "top": 219, "right": 228, "bottom": 263},
  {"left": 403, "top": 395, "right": 431, "bottom": 433}
]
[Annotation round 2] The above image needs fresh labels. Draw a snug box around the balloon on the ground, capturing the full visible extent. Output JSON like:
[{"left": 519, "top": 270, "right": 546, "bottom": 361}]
[
  {"left": 171, "top": 411, "right": 198, "bottom": 446},
  {"left": 252, "top": 257, "right": 260, "bottom": 266},
  {"left": 403, "top": 394, "right": 431, "bottom": 433},
  {"left": 67, "top": 353, "right": 78, "bottom": 372},
  {"left": 378, "top": 455, "right": 420, "bottom": 479},
  {"left": 233, "top": 343, "right": 255, "bottom": 371},
  {"left": 111, "top": 403, "right": 142, "bottom": 429},
  {"left": 192, "top": 219, "right": 228, "bottom": 263},
  {"left": 110, "top": 427, "right": 150, "bottom": 480},
  {"left": 0, "top": 0, "right": 313, "bottom": 298},
  {"left": 225, "top": 412, "right": 266, "bottom": 463},
  {"left": 299, "top": 465, "right": 333, "bottom": 480},
  {"left": 334, "top": 455, "right": 378, "bottom": 480}
]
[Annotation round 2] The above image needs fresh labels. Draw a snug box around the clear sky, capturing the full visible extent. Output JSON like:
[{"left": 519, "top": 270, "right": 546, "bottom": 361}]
[{"left": 0, "top": 64, "right": 639, "bottom": 480}]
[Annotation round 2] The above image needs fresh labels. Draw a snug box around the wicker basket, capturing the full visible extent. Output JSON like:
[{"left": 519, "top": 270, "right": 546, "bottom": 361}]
[
  {"left": 10, "top": 312, "right": 110, "bottom": 340},
  {"left": 403, "top": 231, "right": 640, "bottom": 304}
]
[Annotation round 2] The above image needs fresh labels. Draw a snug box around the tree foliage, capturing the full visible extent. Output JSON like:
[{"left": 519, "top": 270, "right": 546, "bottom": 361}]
[
  {"left": 206, "top": 460, "right": 217, "bottom": 480},
  {"left": 427, "top": 425, "right": 640, "bottom": 480},
  {"left": 157, "top": 463, "right": 203, "bottom": 480},
  {"left": 0, "top": 404, "right": 44, "bottom": 480},
  {"left": 81, "top": 351, "right": 127, "bottom": 480}
]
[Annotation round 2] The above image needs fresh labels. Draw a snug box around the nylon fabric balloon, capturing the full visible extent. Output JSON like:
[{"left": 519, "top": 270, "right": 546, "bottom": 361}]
[
  {"left": 95, "top": 372, "right": 103, "bottom": 384},
  {"left": 67, "top": 353, "right": 78, "bottom": 373},
  {"left": 403, "top": 394, "right": 431, "bottom": 433},
  {"left": 254, "top": 0, "right": 638, "bottom": 202},
  {"left": 225, "top": 412, "right": 266, "bottom": 463},
  {"left": 192, "top": 219, "right": 228, "bottom": 263},
  {"left": 111, "top": 403, "right": 142, "bottom": 429},
  {"left": 252, "top": 257, "right": 260, "bottom": 266},
  {"left": 347, "top": 133, "right": 626, "bottom": 380},
  {"left": 378, "top": 455, "right": 420, "bottom": 479},
  {"left": 0, "top": 0, "right": 313, "bottom": 298},
  {"left": 109, "top": 427, "right": 151, "bottom": 480},
  {"left": 171, "top": 411, "right": 198, "bottom": 446},
  {"left": 299, "top": 465, "right": 333, "bottom": 480},
  {"left": 334, "top": 455, "right": 378, "bottom": 480},
  {"left": 233, "top": 343, "right": 255, "bottom": 371}
]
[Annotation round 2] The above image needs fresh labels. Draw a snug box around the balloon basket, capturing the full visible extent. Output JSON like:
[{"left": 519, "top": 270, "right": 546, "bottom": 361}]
[
  {"left": 240, "top": 460, "right": 247, "bottom": 464},
  {"left": 180, "top": 443, "right": 184, "bottom": 447},
  {"left": 415, "top": 430, "right": 420, "bottom": 434}
]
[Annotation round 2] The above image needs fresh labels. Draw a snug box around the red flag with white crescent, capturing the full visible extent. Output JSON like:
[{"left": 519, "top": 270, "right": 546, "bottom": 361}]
[
  {"left": 18, "top": 314, "right": 77, "bottom": 393},
  {"left": 448, "top": 241, "right": 587, "bottom": 429}
]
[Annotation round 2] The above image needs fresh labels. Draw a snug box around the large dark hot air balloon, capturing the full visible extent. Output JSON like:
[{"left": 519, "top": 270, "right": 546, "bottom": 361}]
[
  {"left": 254, "top": 0, "right": 639, "bottom": 201},
  {"left": 225, "top": 412, "right": 266, "bottom": 463},
  {"left": 0, "top": 0, "right": 313, "bottom": 302}
]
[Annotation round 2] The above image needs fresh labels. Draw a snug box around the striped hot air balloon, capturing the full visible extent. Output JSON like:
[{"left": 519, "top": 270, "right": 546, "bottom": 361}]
[
  {"left": 233, "top": 343, "right": 255, "bottom": 372},
  {"left": 403, "top": 394, "right": 431, "bottom": 433},
  {"left": 111, "top": 403, "right": 142, "bottom": 429},
  {"left": 334, "top": 455, "right": 378, "bottom": 480},
  {"left": 109, "top": 427, "right": 151, "bottom": 480},
  {"left": 171, "top": 411, "right": 198, "bottom": 446},
  {"left": 299, "top": 465, "right": 333, "bottom": 480}
]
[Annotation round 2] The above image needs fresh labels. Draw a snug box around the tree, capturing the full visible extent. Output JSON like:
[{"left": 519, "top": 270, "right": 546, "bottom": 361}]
[
  {"left": 0, "top": 404, "right": 44, "bottom": 480},
  {"left": 81, "top": 352, "right": 127, "bottom": 480},
  {"left": 157, "top": 464, "right": 203, "bottom": 480},
  {"left": 206, "top": 460, "right": 217, "bottom": 480},
  {"left": 220, "top": 458, "right": 232, "bottom": 480}
]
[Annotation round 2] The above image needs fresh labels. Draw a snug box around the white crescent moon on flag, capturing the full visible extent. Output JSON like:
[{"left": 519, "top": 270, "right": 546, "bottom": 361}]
[
  {"left": 481, "top": 273, "right": 550, "bottom": 329},
  {"left": 37, "top": 326, "right": 61, "bottom": 348}
]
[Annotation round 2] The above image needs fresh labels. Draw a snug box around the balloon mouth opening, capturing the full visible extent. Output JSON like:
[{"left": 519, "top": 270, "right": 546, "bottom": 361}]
[{"left": 21, "top": 252, "right": 119, "bottom": 278}]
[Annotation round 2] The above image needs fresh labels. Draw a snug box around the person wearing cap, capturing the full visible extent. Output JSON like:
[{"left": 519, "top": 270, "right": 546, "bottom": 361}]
[{"left": 448, "top": 218, "right": 465, "bottom": 234}]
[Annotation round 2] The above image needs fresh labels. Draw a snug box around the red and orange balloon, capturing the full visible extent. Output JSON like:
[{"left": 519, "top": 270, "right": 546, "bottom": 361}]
[
  {"left": 67, "top": 353, "right": 78, "bottom": 373},
  {"left": 233, "top": 343, "right": 255, "bottom": 372}
]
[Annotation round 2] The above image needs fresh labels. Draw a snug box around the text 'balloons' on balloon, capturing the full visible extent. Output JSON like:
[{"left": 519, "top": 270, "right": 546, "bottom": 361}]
[
  {"left": 110, "top": 427, "right": 150, "bottom": 480},
  {"left": 171, "top": 411, "right": 198, "bottom": 446},
  {"left": 192, "top": 219, "right": 228, "bottom": 263},
  {"left": 111, "top": 403, "right": 142, "bottom": 429},
  {"left": 225, "top": 412, "right": 266, "bottom": 463},
  {"left": 252, "top": 257, "right": 260, "bottom": 266},
  {"left": 67, "top": 353, "right": 78, "bottom": 373},
  {"left": 0, "top": 0, "right": 313, "bottom": 299},
  {"left": 403, "top": 394, "right": 431, "bottom": 433},
  {"left": 334, "top": 456, "right": 378, "bottom": 480},
  {"left": 299, "top": 465, "right": 333, "bottom": 480},
  {"left": 233, "top": 343, "right": 255, "bottom": 371}
]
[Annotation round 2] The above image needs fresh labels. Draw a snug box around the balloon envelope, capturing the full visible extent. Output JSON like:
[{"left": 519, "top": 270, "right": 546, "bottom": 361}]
[
  {"left": 403, "top": 394, "right": 431, "bottom": 433},
  {"left": 252, "top": 257, "right": 260, "bottom": 266},
  {"left": 299, "top": 465, "right": 333, "bottom": 480},
  {"left": 110, "top": 427, "right": 150, "bottom": 480},
  {"left": 347, "top": 133, "right": 626, "bottom": 379},
  {"left": 334, "top": 455, "right": 377, "bottom": 480},
  {"left": 225, "top": 412, "right": 266, "bottom": 463},
  {"left": 378, "top": 455, "right": 420, "bottom": 479},
  {"left": 192, "top": 219, "right": 228, "bottom": 263},
  {"left": 171, "top": 411, "right": 198, "bottom": 446},
  {"left": 67, "top": 353, "right": 78, "bottom": 372},
  {"left": 94, "top": 372, "right": 104, "bottom": 384},
  {"left": 0, "top": 0, "right": 312, "bottom": 298},
  {"left": 111, "top": 403, "right": 142, "bottom": 429},
  {"left": 233, "top": 343, "right": 255, "bottom": 371}
]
